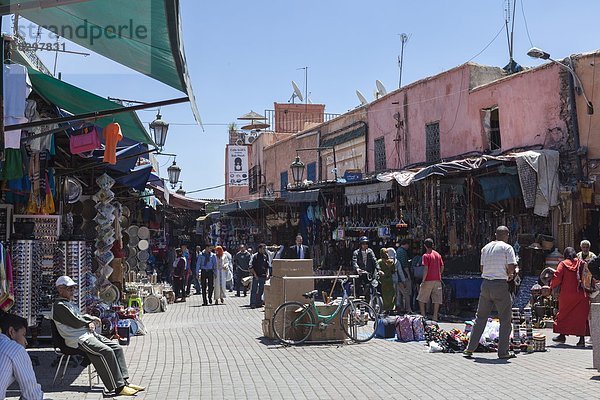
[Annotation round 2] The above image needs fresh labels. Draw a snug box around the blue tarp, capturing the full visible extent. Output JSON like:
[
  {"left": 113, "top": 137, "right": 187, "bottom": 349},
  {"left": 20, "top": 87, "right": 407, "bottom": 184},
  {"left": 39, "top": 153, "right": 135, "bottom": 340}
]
[
  {"left": 477, "top": 175, "right": 522, "bottom": 204},
  {"left": 115, "top": 164, "right": 153, "bottom": 191}
]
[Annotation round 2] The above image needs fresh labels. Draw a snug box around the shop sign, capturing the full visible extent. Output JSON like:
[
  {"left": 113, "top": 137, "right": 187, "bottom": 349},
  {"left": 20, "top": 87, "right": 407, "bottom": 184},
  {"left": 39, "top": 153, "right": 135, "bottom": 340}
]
[
  {"left": 344, "top": 171, "right": 363, "bottom": 182},
  {"left": 228, "top": 145, "right": 249, "bottom": 186}
]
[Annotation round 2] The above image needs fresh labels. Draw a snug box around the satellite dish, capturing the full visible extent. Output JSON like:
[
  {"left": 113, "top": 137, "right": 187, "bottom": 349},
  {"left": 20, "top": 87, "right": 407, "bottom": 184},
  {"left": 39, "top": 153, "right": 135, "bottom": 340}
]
[
  {"left": 376, "top": 79, "right": 387, "bottom": 96},
  {"left": 291, "top": 80, "right": 304, "bottom": 102},
  {"left": 356, "top": 90, "right": 368, "bottom": 106}
]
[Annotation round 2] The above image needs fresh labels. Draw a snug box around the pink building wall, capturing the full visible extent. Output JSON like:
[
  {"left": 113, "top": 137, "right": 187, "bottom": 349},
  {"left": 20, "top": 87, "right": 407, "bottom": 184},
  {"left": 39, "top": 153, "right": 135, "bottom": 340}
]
[
  {"left": 366, "top": 63, "right": 566, "bottom": 171},
  {"left": 263, "top": 131, "right": 318, "bottom": 196}
]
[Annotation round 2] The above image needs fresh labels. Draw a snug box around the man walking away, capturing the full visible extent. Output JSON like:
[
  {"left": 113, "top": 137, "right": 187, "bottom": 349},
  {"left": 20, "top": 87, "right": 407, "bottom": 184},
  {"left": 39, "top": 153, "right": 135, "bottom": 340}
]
[
  {"left": 417, "top": 238, "right": 444, "bottom": 321},
  {"left": 249, "top": 244, "right": 270, "bottom": 308},
  {"left": 197, "top": 244, "right": 217, "bottom": 306},
  {"left": 463, "top": 226, "right": 517, "bottom": 359},
  {"left": 172, "top": 248, "right": 187, "bottom": 302},
  {"left": 187, "top": 246, "right": 202, "bottom": 295},
  {"left": 234, "top": 245, "right": 251, "bottom": 297}
]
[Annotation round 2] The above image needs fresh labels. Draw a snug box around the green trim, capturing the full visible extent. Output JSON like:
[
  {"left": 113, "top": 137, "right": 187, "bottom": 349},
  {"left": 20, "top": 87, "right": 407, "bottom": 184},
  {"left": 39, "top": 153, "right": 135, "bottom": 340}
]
[
  {"left": 28, "top": 68, "right": 154, "bottom": 144},
  {"left": 321, "top": 125, "right": 366, "bottom": 148}
]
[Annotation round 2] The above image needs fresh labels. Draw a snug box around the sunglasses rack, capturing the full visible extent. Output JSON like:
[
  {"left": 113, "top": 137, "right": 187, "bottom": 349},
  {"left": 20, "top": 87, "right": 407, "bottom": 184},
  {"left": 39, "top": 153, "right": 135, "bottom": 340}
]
[
  {"left": 14, "top": 215, "right": 61, "bottom": 313},
  {"left": 54, "top": 240, "right": 91, "bottom": 314},
  {"left": 10, "top": 240, "right": 42, "bottom": 327},
  {"left": 0, "top": 204, "right": 13, "bottom": 242}
]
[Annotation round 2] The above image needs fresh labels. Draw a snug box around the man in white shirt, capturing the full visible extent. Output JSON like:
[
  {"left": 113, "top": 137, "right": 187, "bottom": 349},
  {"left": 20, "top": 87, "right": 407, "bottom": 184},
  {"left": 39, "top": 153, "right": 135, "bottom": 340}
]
[
  {"left": 0, "top": 311, "right": 43, "bottom": 400},
  {"left": 463, "top": 226, "right": 517, "bottom": 359}
]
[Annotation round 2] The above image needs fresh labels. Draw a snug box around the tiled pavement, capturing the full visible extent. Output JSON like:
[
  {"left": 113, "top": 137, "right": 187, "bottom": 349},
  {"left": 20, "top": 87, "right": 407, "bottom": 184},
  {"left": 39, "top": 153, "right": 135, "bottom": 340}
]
[{"left": 8, "top": 292, "right": 600, "bottom": 400}]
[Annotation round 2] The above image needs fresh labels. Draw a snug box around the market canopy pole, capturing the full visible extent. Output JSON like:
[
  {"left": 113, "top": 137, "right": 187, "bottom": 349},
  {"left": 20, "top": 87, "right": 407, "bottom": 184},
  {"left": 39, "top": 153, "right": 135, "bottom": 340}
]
[{"left": 5, "top": 96, "right": 189, "bottom": 131}]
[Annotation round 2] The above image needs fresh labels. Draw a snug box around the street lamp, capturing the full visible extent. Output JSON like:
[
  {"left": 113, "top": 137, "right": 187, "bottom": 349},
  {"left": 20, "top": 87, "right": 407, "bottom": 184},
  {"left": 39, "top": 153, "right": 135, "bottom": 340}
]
[
  {"left": 175, "top": 184, "right": 186, "bottom": 196},
  {"left": 290, "top": 155, "right": 305, "bottom": 185},
  {"left": 149, "top": 112, "right": 170, "bottom": 149},
  {"left": 167, "top": 159, "right": 181, "bottom": 189},
  {"left": 527, "top": 47, "right": 594, "bottom": 114}
]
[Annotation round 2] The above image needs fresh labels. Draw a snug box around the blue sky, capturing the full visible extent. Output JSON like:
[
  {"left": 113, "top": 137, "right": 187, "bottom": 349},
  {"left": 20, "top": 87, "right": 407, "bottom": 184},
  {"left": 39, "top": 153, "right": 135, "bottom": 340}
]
[{"left": 6, "top": 1, "right": 600, "bottom": 199}]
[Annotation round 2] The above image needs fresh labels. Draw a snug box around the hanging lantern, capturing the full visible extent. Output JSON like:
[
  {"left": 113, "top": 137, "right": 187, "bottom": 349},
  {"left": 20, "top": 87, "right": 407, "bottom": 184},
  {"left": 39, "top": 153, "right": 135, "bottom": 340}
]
[
  {"left": 149, "top": 113, "right": 169, "bottom": 149},
  {"left": 176, "top": 184, "right": 186, "bottom": 196},
  {"left": 167, "top": 160, "right": 181, "bottom": 188},
  {"left": 290, "top": 155, "right": 305, "bottom": 185}
]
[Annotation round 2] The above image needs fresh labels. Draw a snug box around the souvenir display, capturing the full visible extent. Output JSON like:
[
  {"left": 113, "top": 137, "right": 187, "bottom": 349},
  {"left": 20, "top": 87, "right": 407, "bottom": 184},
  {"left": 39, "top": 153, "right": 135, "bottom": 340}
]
[{"left": 11, "top": 240, "right": 42, "bottom": 326}]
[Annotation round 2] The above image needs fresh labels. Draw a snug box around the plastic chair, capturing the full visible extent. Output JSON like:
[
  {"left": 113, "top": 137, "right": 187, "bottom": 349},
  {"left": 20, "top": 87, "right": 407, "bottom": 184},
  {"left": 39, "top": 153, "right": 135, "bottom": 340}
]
[{"left": 50, "top": 320, "right": 99, "bottom": 388}]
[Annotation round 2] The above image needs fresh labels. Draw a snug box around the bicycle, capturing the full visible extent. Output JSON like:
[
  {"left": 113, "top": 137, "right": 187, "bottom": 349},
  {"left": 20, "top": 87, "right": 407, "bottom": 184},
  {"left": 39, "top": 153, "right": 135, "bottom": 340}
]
[
  {"left": 361, "top": 270, "right": 383, "bottom": 315},
  {"left": 272, "top": 277, "right": 378, "bottom": 345}
]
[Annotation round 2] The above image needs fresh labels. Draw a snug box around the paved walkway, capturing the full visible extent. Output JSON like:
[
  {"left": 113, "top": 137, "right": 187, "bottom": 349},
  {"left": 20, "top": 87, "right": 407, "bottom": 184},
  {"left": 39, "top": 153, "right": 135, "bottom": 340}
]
[{"left": 8, "top": 292, "right": 600, "bottom": 399}]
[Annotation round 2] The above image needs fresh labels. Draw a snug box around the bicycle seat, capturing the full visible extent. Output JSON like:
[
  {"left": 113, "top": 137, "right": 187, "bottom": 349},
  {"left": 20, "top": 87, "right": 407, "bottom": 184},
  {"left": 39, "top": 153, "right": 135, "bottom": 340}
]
[{"left": 302, "top": 290, "right": 318, "bottom": 299}]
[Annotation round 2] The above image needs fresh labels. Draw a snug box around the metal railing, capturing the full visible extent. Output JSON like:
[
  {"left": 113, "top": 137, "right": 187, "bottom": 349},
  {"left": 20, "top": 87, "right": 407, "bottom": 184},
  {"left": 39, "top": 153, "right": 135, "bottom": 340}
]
[{"left": 264, "top": 109, "right": 340, "bottom": 133}]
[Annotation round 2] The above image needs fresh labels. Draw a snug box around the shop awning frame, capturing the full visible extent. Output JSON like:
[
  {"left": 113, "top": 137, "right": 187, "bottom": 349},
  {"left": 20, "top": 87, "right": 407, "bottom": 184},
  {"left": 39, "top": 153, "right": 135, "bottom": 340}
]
[
  {"left": 285, "top": 189, "right": 320, "bottom": 203},
  {"left": 4, "top": 0, "right": 201, "bottom": 125}
]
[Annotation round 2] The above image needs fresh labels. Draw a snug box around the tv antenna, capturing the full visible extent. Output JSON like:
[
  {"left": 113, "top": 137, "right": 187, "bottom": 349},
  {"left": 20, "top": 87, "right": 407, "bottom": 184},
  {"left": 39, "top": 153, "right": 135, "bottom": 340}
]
[
  {"left": 398, "top": 33, "right": 409, "bottom": 88},
  {"left": 375, "top": 80, "right": 387, "bottom": 99},
  {"left": 356, "top": 90, "right": 368, "bottom": 106},
  {"left": 290, "top": 80, "right": 304, "bottom": 103},
  {"left": 297, "top": 66, "right": 309, "bottom": 105}
]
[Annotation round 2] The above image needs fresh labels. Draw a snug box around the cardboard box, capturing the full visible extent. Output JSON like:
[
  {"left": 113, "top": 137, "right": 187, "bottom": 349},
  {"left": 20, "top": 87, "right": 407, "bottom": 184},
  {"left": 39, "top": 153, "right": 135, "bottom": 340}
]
[
  {"left": 308, "top": 305, "right": 347, "bottom": 342},
  {"left": 264, "top": 305, "right": 275, "bottom": 320},
  {"left": 272, "top": 259, "right": 313, "bottom": 278},
  {"left": 262, "top": 318, "right": 274, "bottom": 339},
  {"left": 266, "top": 277, "right": 314, "bottom": 308}
]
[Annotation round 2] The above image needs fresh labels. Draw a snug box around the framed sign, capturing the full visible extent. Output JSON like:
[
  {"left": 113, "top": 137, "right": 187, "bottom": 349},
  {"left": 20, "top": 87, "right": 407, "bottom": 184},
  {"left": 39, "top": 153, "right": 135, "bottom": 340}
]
[{"left": 228, "top": 145, "right": 249, "bottom": 186}]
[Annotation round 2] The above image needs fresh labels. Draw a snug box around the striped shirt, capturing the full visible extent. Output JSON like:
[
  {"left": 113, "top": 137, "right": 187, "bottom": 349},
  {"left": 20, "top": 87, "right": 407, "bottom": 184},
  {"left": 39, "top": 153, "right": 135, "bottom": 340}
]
[
  {"left": 480, "top": 241, "right": 517, "bottom": 280},
  {"left": 0, "top": 333, "right": 44, "bottom": 399}
]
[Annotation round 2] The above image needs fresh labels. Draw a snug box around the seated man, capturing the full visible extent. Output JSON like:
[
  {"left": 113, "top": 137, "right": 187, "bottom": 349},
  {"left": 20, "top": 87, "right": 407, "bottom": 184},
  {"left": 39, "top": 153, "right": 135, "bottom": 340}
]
[
  {"left": 0, "top": 311, "right": 44, "bottom": 400},
  {"left": 52, "top": 276, "right": 144, "bottom": 396}
]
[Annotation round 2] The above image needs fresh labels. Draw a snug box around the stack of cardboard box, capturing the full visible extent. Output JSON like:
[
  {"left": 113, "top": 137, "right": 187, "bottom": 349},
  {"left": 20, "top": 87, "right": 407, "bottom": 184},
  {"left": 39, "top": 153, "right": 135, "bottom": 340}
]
[
  {"left": 262, "top": 259, "right": 313, "bottom": 339},
  {"left": 262, "top": 259, "right": 347, "bottom": 342}
]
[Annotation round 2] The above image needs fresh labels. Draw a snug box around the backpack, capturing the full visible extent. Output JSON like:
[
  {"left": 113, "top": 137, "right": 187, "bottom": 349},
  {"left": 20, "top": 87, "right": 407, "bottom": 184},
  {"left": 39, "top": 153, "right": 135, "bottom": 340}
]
[
  {"left": 395, "top": 315, "right": 414, "bottom": 342},
  {"left": 375, "top": 316, "right": 398, "bottom": 339},
  {"left": 411, "top": 255, "right": 424, "bottom": 282}
]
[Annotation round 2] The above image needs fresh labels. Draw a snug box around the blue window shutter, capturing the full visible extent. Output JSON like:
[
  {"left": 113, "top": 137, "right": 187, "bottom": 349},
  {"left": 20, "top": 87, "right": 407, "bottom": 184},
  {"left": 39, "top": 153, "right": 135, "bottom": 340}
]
[
  {"left": 307, "top": 162, "right": 316, "bottom": 182},
  {"left": 280, "top": 171, "right": 288, "bottom": 197}
]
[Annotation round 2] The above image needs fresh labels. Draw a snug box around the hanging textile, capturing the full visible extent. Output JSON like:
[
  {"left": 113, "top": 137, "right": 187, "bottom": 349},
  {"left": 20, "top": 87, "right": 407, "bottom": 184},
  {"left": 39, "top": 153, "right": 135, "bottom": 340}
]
[
  {"left": 344, "top": 181, "right": 393, "bottom": 205},
  {"left": 0, "top": 246, "right": 15, "bottom": 312}
]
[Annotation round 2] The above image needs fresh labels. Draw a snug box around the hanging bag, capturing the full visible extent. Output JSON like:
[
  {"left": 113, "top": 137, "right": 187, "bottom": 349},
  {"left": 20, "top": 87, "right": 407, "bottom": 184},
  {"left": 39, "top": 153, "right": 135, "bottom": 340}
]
[{"left": 69, "top": 126, "right": 101, "bottom": 155}]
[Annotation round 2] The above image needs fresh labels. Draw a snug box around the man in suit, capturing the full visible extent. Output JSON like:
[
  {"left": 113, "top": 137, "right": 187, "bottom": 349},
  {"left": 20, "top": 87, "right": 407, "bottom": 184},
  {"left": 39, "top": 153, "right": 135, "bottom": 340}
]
[{"left": 287, "top": 234, "right": 311, "bottom": 259}]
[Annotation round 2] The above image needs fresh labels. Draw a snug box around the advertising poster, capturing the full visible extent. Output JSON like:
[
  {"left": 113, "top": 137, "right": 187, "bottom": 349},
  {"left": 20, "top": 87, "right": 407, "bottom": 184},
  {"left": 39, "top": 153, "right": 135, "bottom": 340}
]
[{"left": 228, "top": 145, "right": 249, "bottom": 186}]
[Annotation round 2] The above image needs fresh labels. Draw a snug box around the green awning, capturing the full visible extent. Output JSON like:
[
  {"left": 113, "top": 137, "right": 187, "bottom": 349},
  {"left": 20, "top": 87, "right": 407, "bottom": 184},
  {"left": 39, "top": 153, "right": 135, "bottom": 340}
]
[
  {"left": 8, "top": 0, "right": 200, "bottom": 124},
  {"left": 28, "top": 68, "right": 153, "bottom": 144}
]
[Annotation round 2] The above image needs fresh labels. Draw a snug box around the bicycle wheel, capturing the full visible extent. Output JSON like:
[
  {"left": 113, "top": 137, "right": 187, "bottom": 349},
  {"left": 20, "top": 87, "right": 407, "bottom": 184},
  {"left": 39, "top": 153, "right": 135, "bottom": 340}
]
[
  {"left": 341, "top": 300, "right": 378, "bottom": 342},
  {"left": 272, "top": 301, "right": 314, "bottom": 345}
]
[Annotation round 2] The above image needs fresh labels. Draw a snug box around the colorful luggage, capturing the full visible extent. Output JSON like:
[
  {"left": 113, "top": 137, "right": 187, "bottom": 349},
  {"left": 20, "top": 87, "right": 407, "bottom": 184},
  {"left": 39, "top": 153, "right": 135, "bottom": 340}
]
[
  {"left": 375, "top": 316, "right": 398, "bottom": 338},
  {"left": 395, "top": 315, "right": 414, "bottom": 342},
  {"left": 411, "top": 315, "right": 425, "bottom": 341}
]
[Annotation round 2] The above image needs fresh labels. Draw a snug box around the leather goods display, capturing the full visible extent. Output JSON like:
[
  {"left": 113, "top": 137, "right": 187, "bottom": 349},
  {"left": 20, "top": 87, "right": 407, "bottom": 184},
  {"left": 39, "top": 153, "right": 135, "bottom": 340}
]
[{"left": 69, "top": 126, "right": 101, "bottom": 155}]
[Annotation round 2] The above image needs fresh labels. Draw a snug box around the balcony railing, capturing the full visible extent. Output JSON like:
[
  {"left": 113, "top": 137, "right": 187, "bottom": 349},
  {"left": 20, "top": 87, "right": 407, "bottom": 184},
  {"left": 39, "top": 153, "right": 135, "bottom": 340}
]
[{"left": 264, "top": 109, "right": 340, "bottom": 133}]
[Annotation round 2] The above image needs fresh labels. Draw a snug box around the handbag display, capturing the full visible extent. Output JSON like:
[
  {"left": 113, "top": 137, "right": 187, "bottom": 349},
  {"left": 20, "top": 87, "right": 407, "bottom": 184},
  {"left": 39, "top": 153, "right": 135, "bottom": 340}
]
[{"left": 69, "top": 126, "right": 101, "bottom": 155}]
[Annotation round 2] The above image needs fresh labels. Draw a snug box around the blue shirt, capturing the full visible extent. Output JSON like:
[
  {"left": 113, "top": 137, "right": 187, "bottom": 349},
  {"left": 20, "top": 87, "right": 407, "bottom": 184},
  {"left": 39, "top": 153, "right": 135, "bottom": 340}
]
[{"left": 197, "top": 251, "right": 217, "bottom": 271}]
